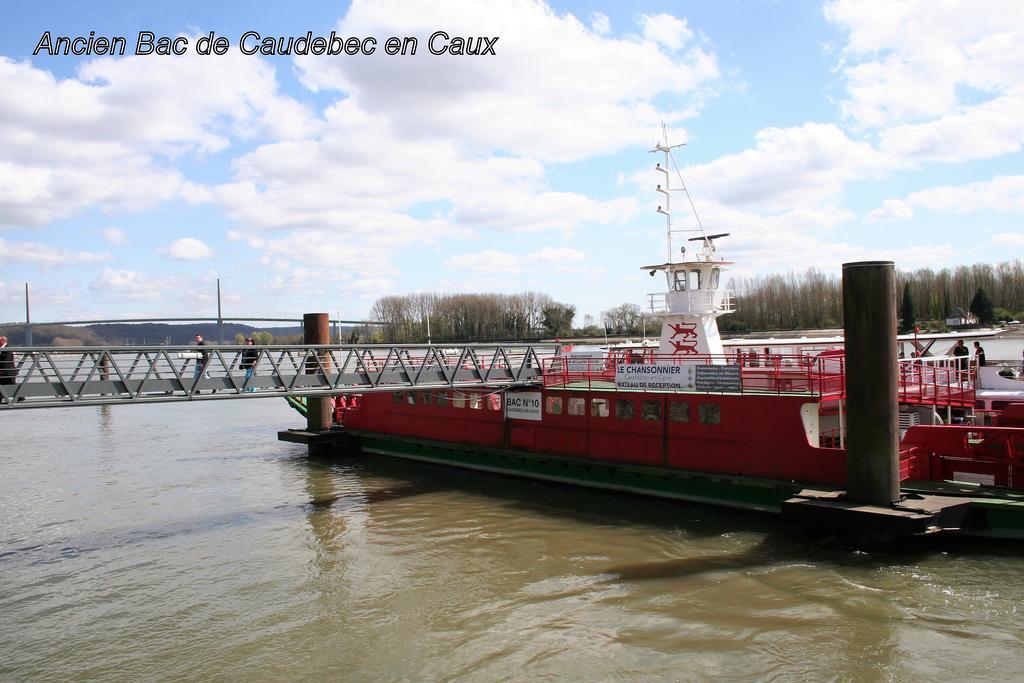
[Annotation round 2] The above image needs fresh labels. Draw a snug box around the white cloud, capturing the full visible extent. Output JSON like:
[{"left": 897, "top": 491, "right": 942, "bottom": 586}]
[
  {"left": 88, "top": 268, "right": 220, "bottom": 305},
  {"left": 444, "top": 249, "right": 522, "bottom": 275},
  {"left": 0, "top": 280, "right": 78, "bottom": 307},
  {"left": 825, "top": 0, "right": 1024, "bottom": 162},
  {"left": 899, "top": 175, "right": 1024, "bottom": 213},
  {"left": 590, "top": 12, "right": 611, "bottom": 36},
  {"left": 165, "top": 237, "right": 214, "bottom": 260},
  {"left": 668, "top": 123, "right": 896, "bottom": 211},
  {"left": 433, "top": 275, "right": 525, "bottom": 293},
  {"left": 89, "top": 269, "right": 166, "bottom": 302},
  {"left": 866, "top": 175, "right": 1024, "bottom": 221},
  {"left": 878, "top": 95, "right": 1024, "bottom": 162},
  {"left": 667, "top": 199, "right": 956, "bottom": 278},
  {"left": 101, "top": 227, "right": 126, "bottom": 245},
  {"left": 253, "top": 264, "right": 395, "bottom": 306},
  {"left": 452, "top": 191, "right": 635, "bottom": 233},
  {"left": 0, "top": 238, "right": 110, "bottom": 269},
  {"left": 0, "top": 152, "right": 182, "bottom": 229},
  {"left": 531, "top": 246, "right": 586, "bottom": 264},
  {"left": 295, "top": 0, "right": 720, "bottom": 163},
  {"left": 73, "top": 48, "right": 317, "bottom": 152},
  {"left": 443, "top": 245, "right": 588, "bottom": 276},
  {"left": 865, "top": 198, "right": 914, "bottom": 222},
  {"left": 208, "top": 104, "right": 635, "bottom": 275},
  {"left": 989, "top": 232, "right": 1024, "bottom": 247},
  {"left": 0, "top": 49, "right": 314, "bottom": 229},
  {"left": 639, "top": 13, "right": 693, "bottom": 51},
  {"left": 230, "top": 227, "right": 413, "bottom": 276},
  {"left": 825, "top": 1, "right": 1024, "bottom": 125}
]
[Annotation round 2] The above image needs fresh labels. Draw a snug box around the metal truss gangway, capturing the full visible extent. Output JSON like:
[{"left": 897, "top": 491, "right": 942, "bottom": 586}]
[{"left": 0, "top": 343, "right": 557, "bottom": 410}]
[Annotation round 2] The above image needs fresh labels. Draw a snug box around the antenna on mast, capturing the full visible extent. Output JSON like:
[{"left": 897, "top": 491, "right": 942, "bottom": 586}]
[{"left": 649, "top": 122, "right": 715, "bottom": 261}]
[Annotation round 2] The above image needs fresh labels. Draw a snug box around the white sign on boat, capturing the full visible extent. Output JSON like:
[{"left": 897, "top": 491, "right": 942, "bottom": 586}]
[
  {"left": 505, "top": 391, "right": 542, "bottom": 421},
  {"left": 615, "top": 363, "right": 694, "bottom": 390}
]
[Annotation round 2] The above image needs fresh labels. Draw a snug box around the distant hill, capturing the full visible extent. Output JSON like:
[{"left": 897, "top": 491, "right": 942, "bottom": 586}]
[{"left": 0, "top": 322, "right": 361, "bottom": 346}]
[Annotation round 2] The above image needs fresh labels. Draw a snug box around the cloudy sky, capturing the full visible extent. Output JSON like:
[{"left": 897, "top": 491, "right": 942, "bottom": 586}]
[{"left": 1, "top": 0, "right": 1022, "bottom": 325}]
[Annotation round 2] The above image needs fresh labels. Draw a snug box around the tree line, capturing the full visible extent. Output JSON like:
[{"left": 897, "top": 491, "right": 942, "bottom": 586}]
[
  {"left": 369, "top": 292, "right": 576, "bottom": 342},
  {"left": 369, "top": 259, "right": 1024, "bottom": 341},
  {"left": 723, "top": 259, "right": 1024, "bottom": 333}
]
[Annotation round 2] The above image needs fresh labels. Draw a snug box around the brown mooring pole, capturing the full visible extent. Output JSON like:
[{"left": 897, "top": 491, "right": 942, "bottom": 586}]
[
  {"left": 842, "top": 261, "right": 900, "bottom": 505},
  {"left": 303, "top": 313, "right": 333, "bottom": 433}
]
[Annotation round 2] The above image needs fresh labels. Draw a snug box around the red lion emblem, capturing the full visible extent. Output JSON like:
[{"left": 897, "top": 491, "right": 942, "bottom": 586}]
[
  {"left": 668, "top": 322, "right": 698, "bottom": 339},
  {"left": 670, "top": 340, "right": 699, "bottom": 355}
]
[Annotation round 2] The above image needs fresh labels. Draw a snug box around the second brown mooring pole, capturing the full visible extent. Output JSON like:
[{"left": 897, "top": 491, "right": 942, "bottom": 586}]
[
  {"left": 842, "top": 261, "right": 900, "bottom": 506},
  {"left": 303, "top": 313, "right": 333, "bottom": 433}
]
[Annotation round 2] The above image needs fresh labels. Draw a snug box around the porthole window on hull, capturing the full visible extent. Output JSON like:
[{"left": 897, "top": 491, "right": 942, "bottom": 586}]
[
  {"left": 699, "top": 403, "right": 720, "bottom": 424},
  {"left": 568, "top": 397, "right": 585, "bottom": 416},
  {"left": 616, "top": 400, "right": 634, "bottom": 419},
  {"left": 547, "top": 396, "right": 562, "bottom": 415},
  {"left": 642, "top": 400, "right": 661, "bottom": 421}
]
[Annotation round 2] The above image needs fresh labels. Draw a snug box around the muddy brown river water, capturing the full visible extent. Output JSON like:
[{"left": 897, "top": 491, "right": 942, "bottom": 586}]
[{"left": 2, "top": 398, "right": 1024, "bottom": 680}]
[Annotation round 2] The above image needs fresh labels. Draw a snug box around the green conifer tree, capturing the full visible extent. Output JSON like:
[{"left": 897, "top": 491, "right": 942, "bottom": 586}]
[{"left": 969, "top": 287, "right": 995, "bottom": 325}]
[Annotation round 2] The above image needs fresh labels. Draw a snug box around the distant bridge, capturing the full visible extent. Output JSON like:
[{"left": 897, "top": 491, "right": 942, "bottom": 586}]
[
  {"left": 0, "top": 343, "right": 555, "bottom": 410},
  {"left": 0, "top": 315, "right": 379, "bottom": 346}
]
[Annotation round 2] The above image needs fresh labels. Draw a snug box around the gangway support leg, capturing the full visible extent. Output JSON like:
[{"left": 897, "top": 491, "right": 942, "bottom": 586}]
[{"left": 304, "top": 312, "right": 333, "bottom": 438}]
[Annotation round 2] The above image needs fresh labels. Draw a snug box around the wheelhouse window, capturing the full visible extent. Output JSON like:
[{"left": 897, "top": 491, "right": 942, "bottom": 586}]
[
  {"left": 568, "top": 397, "right": 585, "bottom": 416},
  {"left": 699, "top": 403, "right": 721, "bottom": 424},
  {"left": 673, "top": 270, "right": 687, "bottom": 291},
  {"left": 546, "top": 396, "right": 563, "bottom": 415},
  {"left": 709, "top": 268, "right": 720, "bottom": 290},
  {"left": 688, "top": 269, "right": 701, "bottom": 290},
  {"left": 642, "top": 400, "right": 661, "bottom": 422},
  {"left": 615, "top": 399, "right": 634, "bottom": 420},
  {"left": 591, "top": 398, "right": 610, "bottom": 417}
]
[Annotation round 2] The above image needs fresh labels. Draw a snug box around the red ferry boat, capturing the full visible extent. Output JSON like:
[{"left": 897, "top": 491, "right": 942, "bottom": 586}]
[{"left": 327, "top": 130, "right": 1024, "bottom": 537}]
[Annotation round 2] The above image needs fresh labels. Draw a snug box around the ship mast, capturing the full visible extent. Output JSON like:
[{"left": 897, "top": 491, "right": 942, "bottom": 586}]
[{"left": 650, "top": 122, "right": 714, "bottom": 263}]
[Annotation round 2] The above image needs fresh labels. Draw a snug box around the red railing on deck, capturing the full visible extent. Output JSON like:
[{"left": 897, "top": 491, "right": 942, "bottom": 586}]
[{"left": 542, "top": 350, "right": 975, "bottom": 407}]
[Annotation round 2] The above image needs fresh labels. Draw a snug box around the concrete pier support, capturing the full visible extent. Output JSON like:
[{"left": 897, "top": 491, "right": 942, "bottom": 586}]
[
  {"left": 303, "top": 313, "right": 333, "bottom": 433},
  {"left": 842, "top": 261, "right": 900, "bottom": 505}
]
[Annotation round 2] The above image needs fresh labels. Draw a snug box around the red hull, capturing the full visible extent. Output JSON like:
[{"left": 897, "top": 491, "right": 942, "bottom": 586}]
[
  {"left": 342, "top": 388, "right": 850, "bottom": 487},
  {"left": 340, "top": 385, "right": 1024, "bottom": 491}
]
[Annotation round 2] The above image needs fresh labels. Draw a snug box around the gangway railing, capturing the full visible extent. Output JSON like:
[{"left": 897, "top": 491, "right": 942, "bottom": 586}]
[{"left": 0, "top": 343, "right": 557, "bottom": 410}]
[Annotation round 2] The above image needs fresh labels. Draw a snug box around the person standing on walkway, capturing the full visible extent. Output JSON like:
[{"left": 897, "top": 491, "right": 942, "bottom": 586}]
[
  {"left": 0, "top": 336, "right": 15, "bottom": 387},
  {"left": 193, "top": 333, "right": 210, "bottom": 392},
  {"left": 240, "top": 337, "right": 259, "bottom": 392}
]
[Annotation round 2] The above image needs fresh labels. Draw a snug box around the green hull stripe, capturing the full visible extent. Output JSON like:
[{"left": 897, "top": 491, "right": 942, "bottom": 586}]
[
  {"left": 345, "top": 431, "right": 1024, "bottom": 539},
  {"left": 352, "top": 432, "right": 801, "bottom": 513}
]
